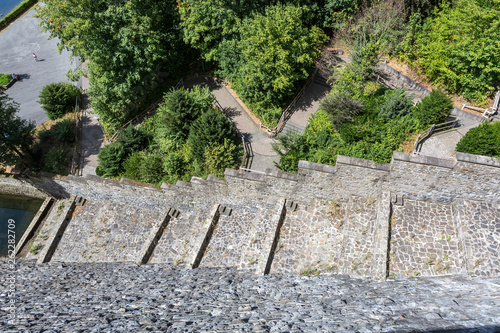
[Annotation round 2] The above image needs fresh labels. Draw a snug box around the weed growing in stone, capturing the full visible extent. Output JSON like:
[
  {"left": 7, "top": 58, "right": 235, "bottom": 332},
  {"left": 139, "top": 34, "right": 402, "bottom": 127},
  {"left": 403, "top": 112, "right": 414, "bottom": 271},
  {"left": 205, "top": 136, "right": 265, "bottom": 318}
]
[{"left": 29, "top": 243, "right": 42, "bottom": 255}]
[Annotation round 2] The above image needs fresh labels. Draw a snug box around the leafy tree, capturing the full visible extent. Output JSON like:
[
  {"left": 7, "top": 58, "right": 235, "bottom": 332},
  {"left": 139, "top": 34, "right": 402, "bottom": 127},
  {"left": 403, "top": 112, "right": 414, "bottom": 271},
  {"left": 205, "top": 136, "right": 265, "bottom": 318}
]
[
  {"left": 55, "top": 119, "right": 76, "bottom": 143},
  {"left": 35, "top": 0, "right": 187, "bottom": 127},
  {"left": 163, "top": 152, "right": 185, "bottom": 177},
  {"left": 0, "top": 92, "right": 35, "bottom": 168},
  {"left": 138, "top": 153, "right": 164, "bottom": 184},
  {"left": 222, "top": 3, "right": 327, "bottom": 125},
  {"left": 188, "top": 108, "right": 236, "bottom": 163},
  {"left": 456, "top": 121, "right": 500, "bottom": 158},
  {"left": 408, "top": 0, "right": 500, "bottom": 103},
  {"left": 123, "top": 151, "right": 144, "bottom": 180},
  {"left": 204, "top": 138, "right": 241, "bottom": 177},
  {"left": 116, "top": 126, "right": 151, "bottom": 155},
  {"left": 413, "top": 90, "right": 453, "bottom": 128},
  {"left": 38, "top": 82, "right": 80, "bottom": 120},
  {"left": 378, "top": 88, "right": 413, "bottom": 120},
  {"left": 97, "top": 143, "right": 127, "bottom": 177},
  {"left": 43, "top": 146, "right": 68, "bottom": 175}
]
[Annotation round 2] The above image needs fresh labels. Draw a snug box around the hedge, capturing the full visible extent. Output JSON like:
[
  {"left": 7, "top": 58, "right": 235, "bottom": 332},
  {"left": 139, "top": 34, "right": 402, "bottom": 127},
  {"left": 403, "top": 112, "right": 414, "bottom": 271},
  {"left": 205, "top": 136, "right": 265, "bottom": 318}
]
[{"left": 0, "top": 0, "right": 38, "bottom": 31}]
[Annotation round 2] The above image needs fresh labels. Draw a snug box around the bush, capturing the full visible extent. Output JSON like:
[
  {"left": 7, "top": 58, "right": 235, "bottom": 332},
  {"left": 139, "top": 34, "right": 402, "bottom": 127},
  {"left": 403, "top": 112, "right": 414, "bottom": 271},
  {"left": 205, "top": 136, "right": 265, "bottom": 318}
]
[
  {"left": 97, "top": 143, "right": 126, "bottom": 177},
  {"left": 413, "top": 90, "right": 453, "bottom": 128},
  {"left": 319, "top": 91, "right": 364, "bottom": 127},
  {"left": 43, "top": 146, "right": 68, "bottom": 175},
  {"left": 163, "top": 152, "right": 185, "bottom": 177},
  {"left": 456, "top": 121, "right": 500, "bottom": 158},
  {"left": 55, "top": 119, "right": 75, "bottom": 143},
  {"left": 122, "top": 151, "right": 144, "bottom": 180},
  {"left": 378, "top": 88, "right": 413, "bottom": 120},
  {"left": 204, "top": 139, "right": 241, "bottom": 178},
  {"left": 138, "top": 153, "right": 164, "bottom": 184},
  {"left": 188, "top": 108, "right": 236, "bottom": 163},
  {"left": 116, "top": 126, "right": 151, "bottom": 154},
  {"left": 39, "top": 83, "right": 80, "bottom": 120}
]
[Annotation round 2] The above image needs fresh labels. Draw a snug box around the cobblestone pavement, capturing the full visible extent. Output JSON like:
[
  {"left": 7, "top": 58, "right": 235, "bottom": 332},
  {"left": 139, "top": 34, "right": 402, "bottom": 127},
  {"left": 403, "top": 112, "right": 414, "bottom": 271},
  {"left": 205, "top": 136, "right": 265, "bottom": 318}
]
[
  {"left": 51, "top": 200, "right": 163, "bottom": 263},
  {"left": 2, "top": 260, "right": 499, "bottom": 332},
  {"left": 389, "top": 199, "right": 462, "bottom": 278},
  {"left": 457, "top": 199, "right": 500, "bottom": 277}
]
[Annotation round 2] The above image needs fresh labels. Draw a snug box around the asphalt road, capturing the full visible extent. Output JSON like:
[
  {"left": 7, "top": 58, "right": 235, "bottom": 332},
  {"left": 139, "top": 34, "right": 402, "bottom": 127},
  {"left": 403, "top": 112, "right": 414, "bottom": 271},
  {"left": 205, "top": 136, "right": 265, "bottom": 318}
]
[{"left": 0, "top": 7, "right": 78, "bottom": 125}]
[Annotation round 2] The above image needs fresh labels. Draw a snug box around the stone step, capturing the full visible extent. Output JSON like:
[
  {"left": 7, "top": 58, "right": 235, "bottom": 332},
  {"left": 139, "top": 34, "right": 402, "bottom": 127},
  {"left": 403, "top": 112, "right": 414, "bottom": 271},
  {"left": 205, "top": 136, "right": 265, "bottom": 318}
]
[
  {"left": 50, "top": 199, "right": 166, "bottom": 263},
  {"left": 388, "top": 198, "right": 462, "bottom": 278},
  {"left": 338, "top": 195, "right": 379, "bottom": 277},
  {"left": 269, "top": 198, "right": 347, "bottom": 275},
  {"left": 148, "top": 205, "right": 215, "bottom": 266},
  {"left": 198, "top": 202, "right": 274, "bottom": 269}
]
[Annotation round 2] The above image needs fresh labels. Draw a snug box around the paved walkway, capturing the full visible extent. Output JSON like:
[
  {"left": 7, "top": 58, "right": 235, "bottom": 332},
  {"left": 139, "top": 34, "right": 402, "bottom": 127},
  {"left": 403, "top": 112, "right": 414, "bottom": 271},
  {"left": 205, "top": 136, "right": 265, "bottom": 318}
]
[{"left": 0, "top": 7, "right": 77, "bottom": 125}]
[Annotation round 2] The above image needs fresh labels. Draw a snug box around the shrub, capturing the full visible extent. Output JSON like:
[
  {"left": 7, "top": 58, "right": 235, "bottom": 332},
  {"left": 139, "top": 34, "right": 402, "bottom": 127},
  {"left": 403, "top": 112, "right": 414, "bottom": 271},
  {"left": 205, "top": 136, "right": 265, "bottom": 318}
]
[
  {"left": 116, "top": 126, "right": 151, "bottom": 154},
  {"left": 188, "top": 108, "right": 236, "bottom": 163},
  {"left": 122, "top": 151, "right": 144, "bottom": 180},
  {"left": 413, "top": 90, "right": 453, "bottom": 128},
  {"left": 97, "top": 143, "right": 126, "bottom": 177},
  {"left": 456, "top": 121, "right": 500, "bottom": 158},
  {"left": 39, "top": 83, "right": 80, "bottom": 120},
  {"left": 55, "top": 119, "right": 75, "bottom": 143},
  {"left": 43, "top": 146, "right": 68, "bottom": 175},
  {"left": 163, "top": 152, "right": 185, "bottom": 177},
  {"left": 378, "top": 88, "right": 414, "bottom": 120},
  {"left": 138, "top": 153, "right": 164, "bottom": 184},
  {"left": 320, "top": 91, "right": 364, "bottom": 127},
  {"left": 204, "top": 139, "right": 241, "bottom": 178}
]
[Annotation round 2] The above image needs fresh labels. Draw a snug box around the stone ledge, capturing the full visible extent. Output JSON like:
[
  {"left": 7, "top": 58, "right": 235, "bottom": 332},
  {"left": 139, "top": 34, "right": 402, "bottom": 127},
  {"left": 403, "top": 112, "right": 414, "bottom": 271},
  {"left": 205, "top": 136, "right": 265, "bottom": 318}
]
[
  {"left": 119, "top": 178, "right": 158, "bottom": 189},
  {"left": 298, "top": 160, "right": 336, "bottom": 174},
  {"left": 336, "top": 155, "right": 391, "bottom": 172},
  {"left": 265, "top": 169, "right": 299, "bottom": 181},
  {"left": 456, "top": 152, "right": 500, "bottom": 168},
  {"left": 85, "top": 174, "right": 121, "bottom": 187},
  {"left": 225, "top": 168, "right": 266, "bottom": 182},
  {"left": 392, "top": 151, "right": 455, "bottom": 169}
]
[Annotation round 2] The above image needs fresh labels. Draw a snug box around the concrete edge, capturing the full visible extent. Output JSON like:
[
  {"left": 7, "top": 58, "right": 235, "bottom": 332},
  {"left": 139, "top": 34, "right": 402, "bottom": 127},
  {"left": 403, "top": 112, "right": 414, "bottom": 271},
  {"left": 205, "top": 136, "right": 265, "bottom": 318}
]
[
  {"left": 336, "top": 155, "right": 391, "bottom": 172},
  {"left": 135, "top": 209, "right": 172, "bottom": 265},
  {"left": 225, "top": 168, "right": 266, "bottom": 182},
  {"left": 456, "top": 152, "right": 500, "bottom": 168},
  {"left": 298, "top": 160, "right": 336, "bottom": 174},
  {"left": 392, "top": 151, "right": 456, "bottom": 169},
  {"left": 15, "top": 197, "right": 53, "bottom": 256},
  {"left": 36, "top": 195, "right": 77, "bottom": 264}
]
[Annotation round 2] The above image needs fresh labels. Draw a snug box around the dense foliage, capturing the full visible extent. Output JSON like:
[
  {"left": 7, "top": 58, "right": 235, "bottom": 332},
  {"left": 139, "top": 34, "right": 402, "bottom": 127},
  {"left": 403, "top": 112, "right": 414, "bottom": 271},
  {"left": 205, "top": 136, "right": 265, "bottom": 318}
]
[
  {"left": 0, "top": 92, "right": 35, "bottom": 169},
  {"left": 38, "top": 82, "right": 80, "bottom": 120},
  {"left": 456, "top": 121, "right": 500, "bottom": 158},
  {"left": 97, "top": 88, "right": 241, "bottom": 184},
  {"left": 401, "top": 0, "right": 500, "bottom": 104},
  {"left": 36, "top": 0, "right": 188, "bottom": 130}
]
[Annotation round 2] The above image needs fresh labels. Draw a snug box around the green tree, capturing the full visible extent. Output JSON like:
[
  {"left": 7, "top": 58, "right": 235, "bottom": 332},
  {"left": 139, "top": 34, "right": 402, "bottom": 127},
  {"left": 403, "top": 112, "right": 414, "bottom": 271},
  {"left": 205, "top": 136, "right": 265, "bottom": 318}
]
[
  {"left": 378, "top": 88, "right": 413, "bottom": 120},
  {"left": 35, "top": 0, "right": 186, "bottom": 128},
  {"left": 97, "top": 143, "right": 127, "bottom": 177},
  {"left": 413, "top": 90, "right": 453, "bottom": 128},
  {"left": 222, "top": 3, "right": 327, "bottom": 125},
  {"left": 38, "top": 82, "right": 80, "bottom": 120},
  {"left": 188, "top": 108, "right": 236, "bottom": 163},
  {"left": 409, "top": 0, "right": 500, "bottom": 103},
  {"left": 0, "top": 92, "right": 35, "bottom": 168},
  {"left": 456, "top": 121, "right": 500, "bottom": 158}
]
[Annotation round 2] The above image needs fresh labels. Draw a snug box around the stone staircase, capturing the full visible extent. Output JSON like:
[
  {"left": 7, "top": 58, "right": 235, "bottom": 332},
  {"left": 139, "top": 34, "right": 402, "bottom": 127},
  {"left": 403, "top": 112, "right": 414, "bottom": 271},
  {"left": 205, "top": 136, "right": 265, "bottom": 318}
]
[{"left": 4, "top": 151, "right": 500, "bottom": 281}]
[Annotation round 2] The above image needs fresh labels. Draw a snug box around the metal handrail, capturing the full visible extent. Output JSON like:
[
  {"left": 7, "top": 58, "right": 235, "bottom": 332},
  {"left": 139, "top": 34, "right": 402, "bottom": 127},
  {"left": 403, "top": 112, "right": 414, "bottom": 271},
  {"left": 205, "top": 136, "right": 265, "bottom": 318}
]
[
  {"left": 412, "top": 120, "right": 458, "bottom": 154},
  {"left": 260, "top": 68, "right": 319, "bottom": 138},
  {"left": 70, "top": 96, "right": 83, "bottom": 175}
]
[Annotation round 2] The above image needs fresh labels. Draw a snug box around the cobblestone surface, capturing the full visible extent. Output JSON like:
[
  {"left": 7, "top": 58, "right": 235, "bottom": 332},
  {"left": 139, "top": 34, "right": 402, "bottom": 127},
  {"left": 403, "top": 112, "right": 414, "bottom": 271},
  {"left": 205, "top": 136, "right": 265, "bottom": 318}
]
[
  {"left": 458, "top": 199, "right": 500, "bottom": 277},
  {"left": 1, "top": 260, "right": 499, "bottom": 332},
  {"left": 149, "top": 211, "right": 210, "bottom": 266},
  {"left": 340, "top": 196, "right": 378, "bottom": 277},
  {"left": 389, "top": 200, "right": 462, "bottom": 278},
  {"left": 200, "top": 205, "right": 269, "bottom": 268},
  {"left": 271, "top": 198, "right": 347, "bottom": 275},
  {"left": 51, "top": 200, "right": 163, "bottom": 263}
]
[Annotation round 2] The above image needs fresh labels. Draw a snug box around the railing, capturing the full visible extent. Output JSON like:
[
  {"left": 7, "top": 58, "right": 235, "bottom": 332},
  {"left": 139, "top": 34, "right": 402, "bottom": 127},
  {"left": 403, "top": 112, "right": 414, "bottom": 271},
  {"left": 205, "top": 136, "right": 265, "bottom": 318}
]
[
  {"left": 70, "top": 96, "right": 83, "bottom": 175},
  {"left": 461, "top": 89, "right": 499, "bottom": 119},
  {"left": 260, "top": 68, "right": 319, "bottom": 138},
  {"left": 412, "top": 119, "right": 459, "bottom": 154},
  {"left": 109, "top": 78, "right": 185, "bottom": 142}
]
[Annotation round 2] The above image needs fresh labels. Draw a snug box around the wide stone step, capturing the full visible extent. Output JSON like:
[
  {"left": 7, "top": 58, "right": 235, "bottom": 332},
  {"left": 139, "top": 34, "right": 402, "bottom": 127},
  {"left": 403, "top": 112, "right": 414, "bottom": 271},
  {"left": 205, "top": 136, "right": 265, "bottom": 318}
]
[{"left": 50, "top": 200, "right": 166, "bottom": 263}]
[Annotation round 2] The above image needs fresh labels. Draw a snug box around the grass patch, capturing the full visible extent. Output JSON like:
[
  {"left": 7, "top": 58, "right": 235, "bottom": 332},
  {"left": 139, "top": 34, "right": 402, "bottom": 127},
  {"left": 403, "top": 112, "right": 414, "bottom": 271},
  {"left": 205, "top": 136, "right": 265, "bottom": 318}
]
[{"left": 0, "top": 74, "right": 12, "bottom": 85}]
